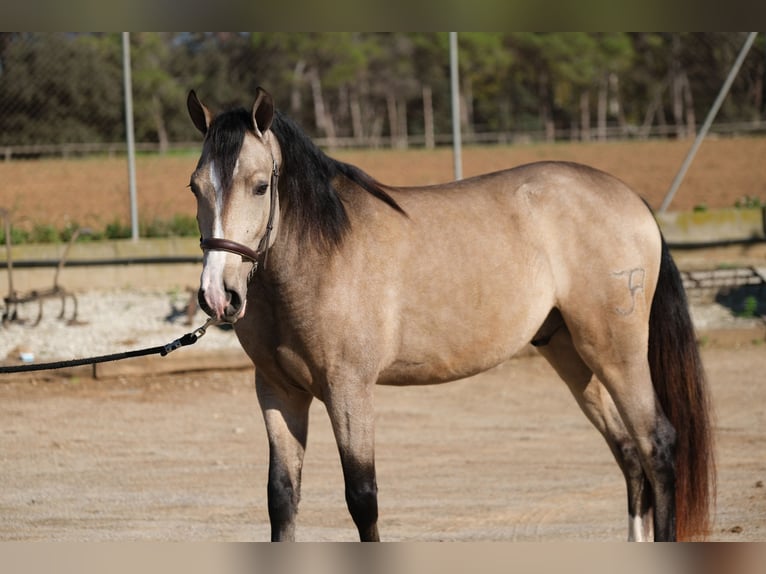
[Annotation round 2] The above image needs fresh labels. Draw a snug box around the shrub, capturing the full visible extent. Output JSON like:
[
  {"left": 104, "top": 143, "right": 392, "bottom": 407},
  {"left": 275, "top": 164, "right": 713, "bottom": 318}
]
[
  {"left": 104, "top": 218, "right": 132, "bottom": 239},
  {"left": 1, "top": 215, "right": 199, "bottom": 245},
  {"left": 29, "top": 223, "right": 60, "bottom": 243},
  {"left": 0, "top": 225, "right": 30, "bottom": 245}
]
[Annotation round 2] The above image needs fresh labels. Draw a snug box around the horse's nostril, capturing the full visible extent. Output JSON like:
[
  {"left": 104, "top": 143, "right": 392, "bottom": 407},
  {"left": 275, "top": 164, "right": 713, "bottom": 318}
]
[
  {"left": 225, "top": 288, "right": 242, "bottom": 316},
  {"left": 197, "top": 289, "right": 212, "bottom": 315},
  {"left": 197, "top": 285, "right": 243, "bottom": 321}
]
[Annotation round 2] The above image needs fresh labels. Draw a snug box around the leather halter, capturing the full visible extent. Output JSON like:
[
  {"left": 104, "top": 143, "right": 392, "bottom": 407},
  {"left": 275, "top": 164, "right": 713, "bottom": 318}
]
[{"left": 200, "top": 158, "right": 279, "bottom": 272}]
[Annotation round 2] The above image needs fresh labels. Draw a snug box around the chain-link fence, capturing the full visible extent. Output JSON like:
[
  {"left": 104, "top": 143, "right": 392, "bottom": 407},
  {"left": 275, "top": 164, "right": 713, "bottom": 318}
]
[
  {"left": 0, "top": 32, "right": 203, "bottom": 158},
  {"left": 0, "top": 33, "right": 205, "bottom": 243}
]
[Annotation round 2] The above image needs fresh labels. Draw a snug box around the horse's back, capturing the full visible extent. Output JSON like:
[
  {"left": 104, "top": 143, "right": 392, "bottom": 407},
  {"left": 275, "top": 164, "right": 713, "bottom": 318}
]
[
  {"left": 392, "top": 161, "right": 657, "bottom": 252},
  {"left": 390, "top": 160, "right": 661, "bottom": 305}
]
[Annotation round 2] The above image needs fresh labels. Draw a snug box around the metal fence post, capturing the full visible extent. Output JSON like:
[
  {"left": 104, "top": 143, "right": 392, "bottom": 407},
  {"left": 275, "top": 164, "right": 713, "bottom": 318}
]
[
  {"left": 122, "top": 32, "right": 139, "bottom": 241},
  {"left": 659, "top": 32, "right": 759, "bottom": 213},
  {"left": 450, "top": 32, "right": 463, "bottom": 181}
]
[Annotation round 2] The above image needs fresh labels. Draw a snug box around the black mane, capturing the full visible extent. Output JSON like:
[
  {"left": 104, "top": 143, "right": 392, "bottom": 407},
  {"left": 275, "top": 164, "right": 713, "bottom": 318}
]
[
  {"left": 204, "top": 107, "right": 405, "bottom": 250},
  {"left": 272, "top": 111, "right": 405, "bottom": 248}
]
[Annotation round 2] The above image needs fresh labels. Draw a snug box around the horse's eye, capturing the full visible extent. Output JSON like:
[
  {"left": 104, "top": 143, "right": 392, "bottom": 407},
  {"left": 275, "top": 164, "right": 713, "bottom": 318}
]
[{"left": 254, "top": 182, "right": 269, "bottom": 196}]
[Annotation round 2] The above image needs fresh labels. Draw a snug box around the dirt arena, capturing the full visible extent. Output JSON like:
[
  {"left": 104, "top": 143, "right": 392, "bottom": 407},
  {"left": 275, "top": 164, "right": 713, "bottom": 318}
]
[{"left": 0, "top": 343, "right": 763, "bottom": 542}]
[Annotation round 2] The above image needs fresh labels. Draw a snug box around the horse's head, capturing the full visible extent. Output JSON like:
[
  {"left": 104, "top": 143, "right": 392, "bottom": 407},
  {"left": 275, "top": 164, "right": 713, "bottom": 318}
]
[{"left": 187, "top": 88, "right": 281, "bottom": 323}]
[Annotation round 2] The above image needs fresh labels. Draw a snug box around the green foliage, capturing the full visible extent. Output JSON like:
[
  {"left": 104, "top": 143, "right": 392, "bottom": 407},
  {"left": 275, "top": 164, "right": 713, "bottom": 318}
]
[
  {"left": 104, "top": 219, "right": 132, "bottom": 240},
  {"left": 141, "top": 214, "right": 198, "bottom": 238},
  {"left": 28, "top": 223, "right": 59, "bottom": 243},
  {"left": 0, "top": 224, "right": 29, "bottom": 245},
  {"left": 169, "top": 214, "right": 200, "bottom": 237},
  {"left": 739, "top": 295, "right": 759, "bottom": 318},
  {"left": 0, "top": 215, "right": 199, "bottom": 245},
  {"left": 734, "top": 195, "right": 764, "bottom": 209},
  {"left": 0, "top": 33, "right": 122, "bottom": 146},
  {"left": 60, "top": 222, "right": 94, "bottom": 242},
  {"left": 0, "top": 32, "right": 763, "bottom": 148}
]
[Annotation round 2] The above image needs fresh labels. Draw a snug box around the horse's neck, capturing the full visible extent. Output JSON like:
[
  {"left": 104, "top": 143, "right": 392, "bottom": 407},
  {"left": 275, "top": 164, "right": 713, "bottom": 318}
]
[
  {"left": 258, "top": 222, "right": 324, "bottom": 299},
  {"left": 259, "top": 188, "right": 385, "bottom": 304}
]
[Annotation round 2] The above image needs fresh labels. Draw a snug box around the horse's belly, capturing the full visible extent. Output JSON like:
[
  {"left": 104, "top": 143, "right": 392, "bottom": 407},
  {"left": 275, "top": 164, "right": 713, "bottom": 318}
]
[
  {"left": 377, "top": 353, "right": 510, "bottom": 386},
  {"left": 377, "top": 314, "right": 540, "bottom": 386},
  {"left": 378, "top": 267, "right": 553, "bottom": 386}
]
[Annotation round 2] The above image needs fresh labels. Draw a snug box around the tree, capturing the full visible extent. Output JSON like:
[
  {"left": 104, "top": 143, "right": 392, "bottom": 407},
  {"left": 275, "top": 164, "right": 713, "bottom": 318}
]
[
  {"left": 459, "top": 33, "right": 513, "bottom": 134},
  {"left": 129, "top": 33, "right": 186, "bottom": 152},
  {"left": 0, "top": 33, "right": 123, "bottom": 146},
  {"left": 353, "top": 33, "right": 420, "bottom": 148},
  {"left": 250, "top": 33, "right": 372, "bottom": 146},
  {"left": 1, "top": 32, "right": 763, "bottom": 151},
  {"left": 592, "top": 33, "right": 634, "bottom": 140},
  {"left": 410, "top": 33, "right": 450, "bottom": 147}
]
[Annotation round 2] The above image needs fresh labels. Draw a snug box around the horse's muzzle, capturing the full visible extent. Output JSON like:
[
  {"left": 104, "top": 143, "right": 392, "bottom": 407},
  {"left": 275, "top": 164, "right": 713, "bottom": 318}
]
[{"left": 197, "top": 286, "right": 246, "bottom": 324}]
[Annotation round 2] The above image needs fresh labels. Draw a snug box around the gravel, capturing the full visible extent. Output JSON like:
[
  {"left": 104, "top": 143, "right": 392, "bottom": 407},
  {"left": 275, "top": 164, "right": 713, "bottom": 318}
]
[
  {"left": 1, "top": 288, "right": 763, "bottom": 365},
  {"left": 690, "top": 302, "right": 764, "bottom": 332},
  {"left": 1, "top": 288, "right": 241, "bottom": 364}
]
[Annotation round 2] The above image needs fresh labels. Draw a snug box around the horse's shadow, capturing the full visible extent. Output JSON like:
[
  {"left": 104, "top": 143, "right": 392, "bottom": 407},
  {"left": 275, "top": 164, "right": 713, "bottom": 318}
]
[{"left": 164, "top": 288, "right": 233, "bottom": 331}]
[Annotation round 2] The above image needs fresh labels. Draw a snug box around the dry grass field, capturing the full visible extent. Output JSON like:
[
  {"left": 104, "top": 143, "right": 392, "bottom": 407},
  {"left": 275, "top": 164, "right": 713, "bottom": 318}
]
[{"left": 1, "top": 136, "right": 765, "bottom": 233}]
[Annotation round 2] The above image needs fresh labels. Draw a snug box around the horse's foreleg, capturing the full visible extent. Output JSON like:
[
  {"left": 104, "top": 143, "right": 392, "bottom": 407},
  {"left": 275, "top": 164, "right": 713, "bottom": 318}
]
[
  {"left": 255, "top": 372, "right": 312, "bottom": 541},
  {"left": 324, "top": 378, "right": 379, "bottom": 542},
  {"left": 536, "top": 323, "right": 654, "bottom": 541}
]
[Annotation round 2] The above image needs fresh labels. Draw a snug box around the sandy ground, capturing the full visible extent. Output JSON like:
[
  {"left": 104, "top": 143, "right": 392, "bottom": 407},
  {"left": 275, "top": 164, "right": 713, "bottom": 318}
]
[{"left": 0, "top": 344, "right": 763, "bottom": 542}]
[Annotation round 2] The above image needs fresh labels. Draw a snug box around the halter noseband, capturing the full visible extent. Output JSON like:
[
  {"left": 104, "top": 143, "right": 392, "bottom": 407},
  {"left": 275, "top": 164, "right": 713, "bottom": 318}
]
[{"left": 199, "top": 157, "right": 279, "bottom": 273}]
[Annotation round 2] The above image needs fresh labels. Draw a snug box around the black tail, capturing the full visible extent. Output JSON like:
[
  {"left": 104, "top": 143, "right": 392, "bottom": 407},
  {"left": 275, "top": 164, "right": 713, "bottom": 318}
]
[{"left": 648, "top": 237, "right": 716, "bottom": 540}]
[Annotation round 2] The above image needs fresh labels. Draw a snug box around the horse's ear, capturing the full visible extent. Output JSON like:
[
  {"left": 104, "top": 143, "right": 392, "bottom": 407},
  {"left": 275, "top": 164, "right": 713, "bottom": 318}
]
[
  {"left": 187, "top": 90, "right": 212, "bottom": 135},
  {"left": 252, "top": 87, "right": 274, "bottom": 138}
]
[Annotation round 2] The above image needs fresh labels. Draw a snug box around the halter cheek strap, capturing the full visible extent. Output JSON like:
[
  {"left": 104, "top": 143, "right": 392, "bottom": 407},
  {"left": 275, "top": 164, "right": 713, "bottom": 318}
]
[
  {"left": 199, "top": 156, "right": 280, "bottom": 273},
  {"left": 256, "top": 158, "right": 279, "bottom": 269}
]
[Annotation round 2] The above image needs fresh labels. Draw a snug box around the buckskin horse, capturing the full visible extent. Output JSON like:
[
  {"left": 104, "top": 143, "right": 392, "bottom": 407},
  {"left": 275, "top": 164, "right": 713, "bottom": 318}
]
[{"left": 186, "top": 88, "right": 714, "bottom": 541}]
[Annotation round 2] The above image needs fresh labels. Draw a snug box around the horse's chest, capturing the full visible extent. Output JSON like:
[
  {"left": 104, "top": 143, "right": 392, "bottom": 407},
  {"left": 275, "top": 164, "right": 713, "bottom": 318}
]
[{"left": 274, "top": 344, "right": 315, "bottom": 391}]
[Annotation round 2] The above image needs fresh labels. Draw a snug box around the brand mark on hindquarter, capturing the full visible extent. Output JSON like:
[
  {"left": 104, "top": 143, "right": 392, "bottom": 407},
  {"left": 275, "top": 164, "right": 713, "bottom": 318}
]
[{"left": 611, "top": 267, "right": 645, "bottom": 316}]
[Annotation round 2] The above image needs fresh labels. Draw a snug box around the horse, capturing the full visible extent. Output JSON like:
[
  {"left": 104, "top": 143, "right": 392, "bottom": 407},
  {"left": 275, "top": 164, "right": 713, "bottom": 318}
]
[{"left": 185, "top": 88, "right": 715, "bottom": 542}]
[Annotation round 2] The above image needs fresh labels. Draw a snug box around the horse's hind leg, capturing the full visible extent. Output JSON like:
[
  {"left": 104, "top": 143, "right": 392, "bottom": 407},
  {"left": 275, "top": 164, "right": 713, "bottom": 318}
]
[
  {"left": 255, "top": 372, "right": 313, "bottom": 541},
  {"left": 559, "top": 304, "right": 678, "bottom": 541},
  {"left": 535, "top": 318, "right": 654, "bottom": 541}
]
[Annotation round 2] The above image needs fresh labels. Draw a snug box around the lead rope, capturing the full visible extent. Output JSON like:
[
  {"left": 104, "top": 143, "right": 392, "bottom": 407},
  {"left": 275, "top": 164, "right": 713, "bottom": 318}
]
[{"left": 0, "top": 317, "right": 220, "bottom": 375}]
